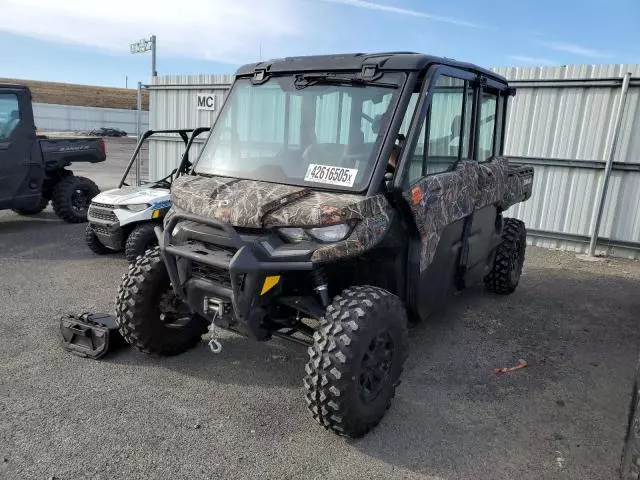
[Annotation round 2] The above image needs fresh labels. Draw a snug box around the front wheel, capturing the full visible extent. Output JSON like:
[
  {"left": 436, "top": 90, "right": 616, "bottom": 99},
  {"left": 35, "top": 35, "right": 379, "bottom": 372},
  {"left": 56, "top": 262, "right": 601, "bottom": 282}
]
[
  {"left": 52, "top": 175, "right": 100, "bottom": 223},
  {"left": 115, "top": 247, "right": 208, "bottom": 356},
  {"left": 85, "top": 225, "right": 113, "bottom": 255},
  {"left": 124, "top": 223, "right": 159, "bottom": 263},
  {"left": 304, "top": 285, "right": 408, "bottom": 438},
  {"left": 484, "top": 217, "right": 526, "bottom": 294}
]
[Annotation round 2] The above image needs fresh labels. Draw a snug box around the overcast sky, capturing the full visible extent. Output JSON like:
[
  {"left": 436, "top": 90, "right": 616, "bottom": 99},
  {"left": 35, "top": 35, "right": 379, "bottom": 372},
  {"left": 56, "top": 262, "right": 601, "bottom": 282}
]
[{"left": 0, "top": 0, "right": 638, "bottom": 87}]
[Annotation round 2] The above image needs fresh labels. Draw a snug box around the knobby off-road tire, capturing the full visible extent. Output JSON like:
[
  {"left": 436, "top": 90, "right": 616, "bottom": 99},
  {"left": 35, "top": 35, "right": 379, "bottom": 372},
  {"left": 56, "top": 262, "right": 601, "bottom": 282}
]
[
  {"left": 125, "top": 222, "right": 159, "bottom": 263},
  {"left": 12, "top": 195, "right": 49, "bottom": 215},
  {"left": 115, "top": 247, "right": 208, "bottom": 356},
  {"left": 52, "top": 175, "right": 100, "bottom": 223},
  {"left": 484, "top": 217, "right": 526, "bottom": 294},
  {"left": 85, "top": 224, "right": 113, "bottom": 255},
  {"left": 621, "top": 360, "right": 640, "bottom": 479},
  {"left": 304, "top": 285, "right": 408, "bottom": 438}
]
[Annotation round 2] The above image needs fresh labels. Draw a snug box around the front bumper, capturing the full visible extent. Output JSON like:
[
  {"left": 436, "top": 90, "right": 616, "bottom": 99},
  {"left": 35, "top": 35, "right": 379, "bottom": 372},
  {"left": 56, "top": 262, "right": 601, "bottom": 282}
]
[
  {"left": 88, "top": 203, "right": 124, "bottom": 250},
  {"left": 157, "top": 212, "right": 315, "bottom": 339}
]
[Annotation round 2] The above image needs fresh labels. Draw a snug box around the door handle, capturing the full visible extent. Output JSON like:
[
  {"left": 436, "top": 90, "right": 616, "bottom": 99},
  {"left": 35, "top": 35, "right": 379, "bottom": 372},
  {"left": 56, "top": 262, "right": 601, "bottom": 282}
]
[{"left": 0, "top": 142, "right": 11, "bottom": 151}]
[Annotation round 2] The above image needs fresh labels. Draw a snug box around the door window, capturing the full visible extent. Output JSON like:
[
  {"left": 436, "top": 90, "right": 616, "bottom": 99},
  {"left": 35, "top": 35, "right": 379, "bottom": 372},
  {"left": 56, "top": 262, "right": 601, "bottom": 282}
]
[
  {"left": 406, "top": 75, "right": 471, "bottom": 184},
  {"left": 0, "top": 94, "right": 20, "bottom": 141},
  {"left": 477, "top": 90, "right": 498, "bottom": 161}
]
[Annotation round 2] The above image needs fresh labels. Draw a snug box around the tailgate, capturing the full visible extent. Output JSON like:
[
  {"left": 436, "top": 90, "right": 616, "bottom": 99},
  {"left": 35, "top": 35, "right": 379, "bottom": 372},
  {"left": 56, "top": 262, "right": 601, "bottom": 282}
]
[
  {"left": 40, "top": 137, "right": 106, "bottom": 166},
  {"left": 502, "top": 162, "right": 534, "bottom": 208}
]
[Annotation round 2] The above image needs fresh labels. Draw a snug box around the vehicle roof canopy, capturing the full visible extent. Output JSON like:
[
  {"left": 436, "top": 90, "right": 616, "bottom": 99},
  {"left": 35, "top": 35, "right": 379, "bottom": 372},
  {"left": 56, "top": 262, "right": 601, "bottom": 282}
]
[
  {"left": 236, "top": 52, "right": 507, "bottom": 85},
  {"left": 0, "top": 84, "right": 30, "bottom": 92}
]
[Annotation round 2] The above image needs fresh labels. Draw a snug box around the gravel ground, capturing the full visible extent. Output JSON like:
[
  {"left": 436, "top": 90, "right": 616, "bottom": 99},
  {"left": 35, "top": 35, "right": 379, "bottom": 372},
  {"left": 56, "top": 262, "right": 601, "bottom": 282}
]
[{"left": 1, "top": 142, "right": 639, "bottom": 479}]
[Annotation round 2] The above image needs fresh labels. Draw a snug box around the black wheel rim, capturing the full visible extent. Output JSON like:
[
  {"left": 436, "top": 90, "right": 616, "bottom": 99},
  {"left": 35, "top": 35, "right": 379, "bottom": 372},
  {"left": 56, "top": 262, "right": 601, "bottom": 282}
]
[
  {"left": 71, "top": 188, "right": 90, "bottom": 214},
  {"left": 510, "top": 240, "right": 524, "bottom": 284},
  {"left": 359, "top": 331, "right": 394, "bottom": 404},
  {"left": 158, "top": 290, "right": 192, "bottom": 329}
]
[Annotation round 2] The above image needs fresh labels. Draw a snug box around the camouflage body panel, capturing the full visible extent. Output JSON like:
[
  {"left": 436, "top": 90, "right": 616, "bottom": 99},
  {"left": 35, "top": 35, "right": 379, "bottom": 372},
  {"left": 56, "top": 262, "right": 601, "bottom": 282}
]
[
  {"left": 476, "top": 156, "right": 509, "bottom": 208},
  {"left": 171, "top": 175, "right": 308, "bottom": 228},
  {"left": 501, "top": 164, "right": 534, "bottom": 209},
  {"left": 403, "top": 160, "right": 478, "bottom": 272},
  {"left": 402, "top": 157, "right": 529, "bottom": 273},
  {"left": 264, "top": 191, "right": 362, "bottom": 227},
  {"left": 169, "top": 175, "right": 393, "bottom": 263},
  {"left": 310, "top": 195, "right": 394, "bottom": 263}
]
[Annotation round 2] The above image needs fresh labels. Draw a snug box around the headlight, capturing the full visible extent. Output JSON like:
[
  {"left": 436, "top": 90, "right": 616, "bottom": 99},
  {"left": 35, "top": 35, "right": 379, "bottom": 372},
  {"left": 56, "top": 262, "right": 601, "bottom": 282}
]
[
  {"left": 277, "top": 227, "right": 309, "bottom": 243},
  {"left": 124, "top": 203, "right": 149, "bottom": 212},
  {"left": 307, "top": 224, "right": 352, "bottom": 243},
  {"left": 277, "top": 223, "right": 352, "bottom": 244}
]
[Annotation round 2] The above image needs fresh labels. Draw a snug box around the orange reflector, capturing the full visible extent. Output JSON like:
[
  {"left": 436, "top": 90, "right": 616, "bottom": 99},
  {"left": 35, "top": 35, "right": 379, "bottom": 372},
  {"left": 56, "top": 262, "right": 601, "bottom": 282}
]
[{"left": 260, "top": 275, "right": 281, "bottom": 295}]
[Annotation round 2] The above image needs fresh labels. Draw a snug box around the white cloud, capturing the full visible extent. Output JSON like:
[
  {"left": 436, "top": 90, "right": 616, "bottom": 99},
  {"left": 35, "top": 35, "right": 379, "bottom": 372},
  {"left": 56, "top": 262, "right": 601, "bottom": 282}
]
[
  {"left": 507, "top": 55, "right": 557, "bottom": 65},
  {"left": 319, "top": 0, "right": 479, "bottom": 27},
  {"left": 0, "top": 0, "right": 304, "bottom": 64},
  {"left": 540, "top": 41, "right": 611, "bottom": 58}
]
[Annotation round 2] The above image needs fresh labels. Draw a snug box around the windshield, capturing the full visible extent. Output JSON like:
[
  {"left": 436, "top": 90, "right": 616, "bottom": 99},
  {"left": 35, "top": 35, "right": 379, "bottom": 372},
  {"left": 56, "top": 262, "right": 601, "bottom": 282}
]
[{"left": 195, "top": 73, "right": 405, "bottom": 191}]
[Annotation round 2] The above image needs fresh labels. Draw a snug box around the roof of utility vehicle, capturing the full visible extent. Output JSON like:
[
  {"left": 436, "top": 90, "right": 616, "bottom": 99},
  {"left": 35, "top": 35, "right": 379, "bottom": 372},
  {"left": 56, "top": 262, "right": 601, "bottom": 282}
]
[{"left": 236, "top": 51, "right": 507, "bottom": 85}]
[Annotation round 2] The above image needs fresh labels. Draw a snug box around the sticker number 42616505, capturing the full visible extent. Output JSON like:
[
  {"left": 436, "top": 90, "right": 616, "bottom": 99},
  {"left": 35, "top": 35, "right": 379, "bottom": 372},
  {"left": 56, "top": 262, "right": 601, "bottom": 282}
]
[{"left": 303, "top": 164, "right": 358, "bottom": 187}]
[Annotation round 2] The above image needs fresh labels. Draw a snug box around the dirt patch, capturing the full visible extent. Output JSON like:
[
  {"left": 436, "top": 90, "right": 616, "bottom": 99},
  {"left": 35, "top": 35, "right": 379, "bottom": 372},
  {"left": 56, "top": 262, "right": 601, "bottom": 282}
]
[{"left": 0, "top": 77, "right": 149, "bottom": 110}]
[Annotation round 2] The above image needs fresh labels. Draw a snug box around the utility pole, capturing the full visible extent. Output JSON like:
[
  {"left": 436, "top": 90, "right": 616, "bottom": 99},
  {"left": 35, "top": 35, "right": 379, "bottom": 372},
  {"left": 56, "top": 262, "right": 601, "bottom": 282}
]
[
  {"left": 130, "top": 35, "right": 157, "bottom": 79},
  {"left": 151, "top": 35, "right": 157, "bottom": 77}
]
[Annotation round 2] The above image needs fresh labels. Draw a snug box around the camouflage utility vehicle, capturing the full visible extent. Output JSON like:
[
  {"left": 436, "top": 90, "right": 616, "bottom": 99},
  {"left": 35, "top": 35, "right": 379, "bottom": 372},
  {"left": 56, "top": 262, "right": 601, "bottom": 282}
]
[{"left": 116, "top": 52, "right": 534, "bottom": 437}]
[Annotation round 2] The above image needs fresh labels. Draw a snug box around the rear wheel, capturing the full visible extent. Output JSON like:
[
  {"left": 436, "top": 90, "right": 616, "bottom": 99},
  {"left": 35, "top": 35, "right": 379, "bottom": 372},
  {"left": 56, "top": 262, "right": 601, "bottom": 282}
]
[
  {"left": 304, "top": 285, "right": 408, "bottom": 438},
  {"left": 85, "top": 224, "right": 113, "bottom": 255},
  {"left": 124, "top": 223, "right": 159, "bottom": 263},
  {"left": 12, "top": 195, "right": 49, "bottom": 215},
  {"left": 115, "top": 247, "right": 208, "bottom": 356},
  {"left": 52, "top": 175, "right": 100, "bottom": 223},
  {"left": 484, "top": 217, "right": 526, "bottom": 294}
]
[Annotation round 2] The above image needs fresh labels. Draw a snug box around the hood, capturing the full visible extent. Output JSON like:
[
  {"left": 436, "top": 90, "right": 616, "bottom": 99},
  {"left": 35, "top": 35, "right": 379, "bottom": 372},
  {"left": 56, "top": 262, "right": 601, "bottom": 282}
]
[
  {"left": 93, "top": 185, "right": 170, "bottom": 206},
  {"left": 171, "top": 175, "right": 365, "bottom": 228}
]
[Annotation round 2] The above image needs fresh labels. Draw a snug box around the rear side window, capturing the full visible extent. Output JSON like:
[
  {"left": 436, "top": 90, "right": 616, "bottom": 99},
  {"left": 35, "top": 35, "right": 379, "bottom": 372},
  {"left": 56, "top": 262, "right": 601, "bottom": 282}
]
[
  {"left": 477, "top": 90, "right": 498, "bottom": 162},
  {"left": 0, "top": 93, "right": 20, "bottom": 141}
]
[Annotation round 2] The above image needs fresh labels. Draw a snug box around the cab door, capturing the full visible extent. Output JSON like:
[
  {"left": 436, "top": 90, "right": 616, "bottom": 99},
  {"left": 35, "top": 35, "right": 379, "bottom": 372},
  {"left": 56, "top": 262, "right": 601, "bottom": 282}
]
[
  {"left": 394, "top": 69, "right": 479, "bottom": 320},
  {"left": 0, "top": 86, "right": 40, "bottom": 209},
  {"left": 464, "top": 82, "right": 512, "bottom": 286}
]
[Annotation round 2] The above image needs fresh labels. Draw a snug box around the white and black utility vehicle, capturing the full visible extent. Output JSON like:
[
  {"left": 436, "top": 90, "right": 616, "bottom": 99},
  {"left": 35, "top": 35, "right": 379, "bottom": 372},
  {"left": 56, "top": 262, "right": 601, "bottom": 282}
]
[{"left": 85, "top": 128, "right": 209, "bottom": 263}]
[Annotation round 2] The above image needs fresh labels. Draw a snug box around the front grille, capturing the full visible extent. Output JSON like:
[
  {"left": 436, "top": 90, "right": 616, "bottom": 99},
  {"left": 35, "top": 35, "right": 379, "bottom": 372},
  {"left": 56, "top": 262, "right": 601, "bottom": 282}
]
[
  {"left": 91, "top": 202, "right": 115, "bottom": 209},
  {"left": 192, "top": 262, "right": 232, "bottom": 289},
  {"left": 89, "top": 206, "right": 117, "bottom": 222}
]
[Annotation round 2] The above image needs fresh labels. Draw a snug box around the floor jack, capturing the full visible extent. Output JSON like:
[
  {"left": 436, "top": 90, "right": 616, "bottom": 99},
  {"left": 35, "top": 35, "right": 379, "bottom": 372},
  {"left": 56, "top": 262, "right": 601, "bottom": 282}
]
[{"left": 60, "top": 313, "right": 128, "bottom": 359}]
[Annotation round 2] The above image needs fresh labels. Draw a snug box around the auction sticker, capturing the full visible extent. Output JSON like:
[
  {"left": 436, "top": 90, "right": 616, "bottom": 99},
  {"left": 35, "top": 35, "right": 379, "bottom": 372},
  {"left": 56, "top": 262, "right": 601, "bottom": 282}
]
[{"left": 304, "top": 164, "right": 358, "bottom": 187}]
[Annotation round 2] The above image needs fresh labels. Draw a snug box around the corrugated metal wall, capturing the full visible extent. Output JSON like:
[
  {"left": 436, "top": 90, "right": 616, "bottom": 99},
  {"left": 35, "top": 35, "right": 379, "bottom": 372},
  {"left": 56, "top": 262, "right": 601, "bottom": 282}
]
[
  {"left": 149, "top": 64, "right": 640, "bottom": 258},
  {"left": 493, "top": 64, "right": 640, "bottom": 258},
  {"left": 148, "top": 74, "right": 233, "bottom": 180},
  {"left": 33, "top": 102, "right": 148, "bottom": 134}
]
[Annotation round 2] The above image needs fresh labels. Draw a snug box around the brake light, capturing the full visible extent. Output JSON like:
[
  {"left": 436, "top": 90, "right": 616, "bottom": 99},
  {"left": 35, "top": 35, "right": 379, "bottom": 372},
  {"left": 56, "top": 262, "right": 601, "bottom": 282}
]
[{"left": 98, "top": 138, "right": 106, "bottom": 156}]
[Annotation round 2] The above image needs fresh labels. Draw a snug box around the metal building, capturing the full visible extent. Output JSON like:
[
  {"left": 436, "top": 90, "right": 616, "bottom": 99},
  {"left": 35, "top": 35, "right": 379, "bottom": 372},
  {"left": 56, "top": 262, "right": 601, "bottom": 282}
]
[{"left": 147, "top": 64, "right": 640, "bottom": 258}]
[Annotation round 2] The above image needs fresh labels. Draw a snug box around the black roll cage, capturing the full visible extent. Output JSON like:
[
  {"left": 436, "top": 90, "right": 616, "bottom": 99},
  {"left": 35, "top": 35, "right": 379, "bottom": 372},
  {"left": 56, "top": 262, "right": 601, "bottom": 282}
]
[{"left": 118, "top": 127, "right": 211, "bottom": 188}]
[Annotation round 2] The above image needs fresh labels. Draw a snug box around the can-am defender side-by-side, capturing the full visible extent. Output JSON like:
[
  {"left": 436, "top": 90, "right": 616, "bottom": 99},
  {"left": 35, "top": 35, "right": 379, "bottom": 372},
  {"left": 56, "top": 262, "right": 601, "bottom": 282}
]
[
  {"left": 86, "top": 128, "right": 210, "bottom": 263},
  {"left": 116, "top": 52, "right": 534, "bottom": 437}
]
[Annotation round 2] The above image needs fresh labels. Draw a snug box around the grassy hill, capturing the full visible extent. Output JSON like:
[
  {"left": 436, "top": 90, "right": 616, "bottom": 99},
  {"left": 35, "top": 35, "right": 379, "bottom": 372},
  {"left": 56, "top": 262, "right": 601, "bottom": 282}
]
[{"left": 0, "top": 78, "right": 149, "bottom": 110}]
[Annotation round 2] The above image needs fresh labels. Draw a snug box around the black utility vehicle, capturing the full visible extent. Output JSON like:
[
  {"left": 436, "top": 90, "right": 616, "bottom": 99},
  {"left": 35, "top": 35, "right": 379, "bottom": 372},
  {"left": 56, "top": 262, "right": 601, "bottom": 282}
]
[
  {"left": 116, "top": 52, "right": 534, "bottom": 437},
  {"left": 0, "top": 84, "right": 105, "bottom": 222}
]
